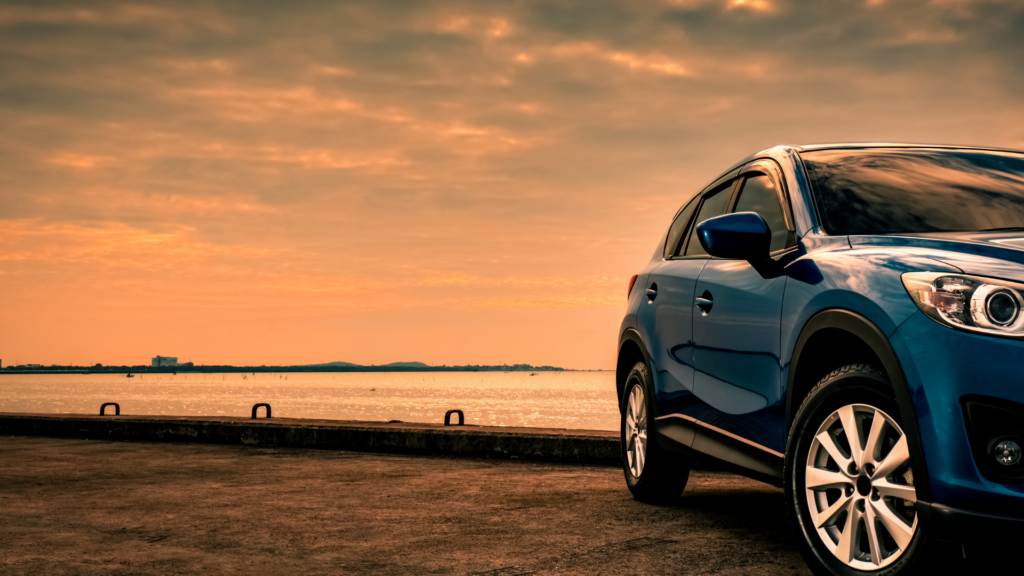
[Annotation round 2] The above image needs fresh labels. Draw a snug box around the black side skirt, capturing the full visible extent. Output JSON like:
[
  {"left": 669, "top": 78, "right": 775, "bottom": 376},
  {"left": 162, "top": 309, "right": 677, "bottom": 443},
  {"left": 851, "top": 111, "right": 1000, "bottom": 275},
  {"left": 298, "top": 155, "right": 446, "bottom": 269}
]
[{"left": 655, "top": 414, "right": 784, "bottom": 487}]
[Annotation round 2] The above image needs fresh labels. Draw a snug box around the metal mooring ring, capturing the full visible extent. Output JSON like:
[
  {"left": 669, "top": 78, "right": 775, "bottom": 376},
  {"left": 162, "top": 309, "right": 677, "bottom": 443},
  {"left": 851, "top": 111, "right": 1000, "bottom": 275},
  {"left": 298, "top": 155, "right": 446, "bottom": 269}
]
[{"left": 444, "top": 409, "right": 464, "bottom": 426}]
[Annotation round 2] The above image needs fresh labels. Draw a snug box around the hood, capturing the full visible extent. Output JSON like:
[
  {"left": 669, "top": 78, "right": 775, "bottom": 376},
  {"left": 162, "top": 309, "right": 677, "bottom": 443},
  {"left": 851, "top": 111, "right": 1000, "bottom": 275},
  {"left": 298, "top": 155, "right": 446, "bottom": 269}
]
[{"left": 848, "top": 231, "right": 1024, "bottom": 282}]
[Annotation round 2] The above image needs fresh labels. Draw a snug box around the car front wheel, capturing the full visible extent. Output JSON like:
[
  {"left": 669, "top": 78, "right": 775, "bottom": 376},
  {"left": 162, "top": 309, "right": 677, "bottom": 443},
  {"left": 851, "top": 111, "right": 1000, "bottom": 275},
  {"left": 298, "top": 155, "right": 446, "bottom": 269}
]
[{"left": 785, "top": 363, "right": 937, "bottom": 575}]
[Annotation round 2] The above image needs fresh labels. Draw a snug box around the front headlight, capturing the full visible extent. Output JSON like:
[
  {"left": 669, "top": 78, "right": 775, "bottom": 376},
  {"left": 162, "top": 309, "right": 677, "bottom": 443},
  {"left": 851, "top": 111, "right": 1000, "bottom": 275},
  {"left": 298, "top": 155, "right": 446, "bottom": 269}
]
[{"left": 902, "top": 272, "right": 1024, "bottom": 337}]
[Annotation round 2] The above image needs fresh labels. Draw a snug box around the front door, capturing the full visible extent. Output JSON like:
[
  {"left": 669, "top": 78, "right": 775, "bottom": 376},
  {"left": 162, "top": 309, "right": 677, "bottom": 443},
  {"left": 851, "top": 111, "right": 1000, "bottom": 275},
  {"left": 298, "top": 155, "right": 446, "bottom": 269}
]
[{"left": 691, "top": 171, "right": 793, "bottom": 454}]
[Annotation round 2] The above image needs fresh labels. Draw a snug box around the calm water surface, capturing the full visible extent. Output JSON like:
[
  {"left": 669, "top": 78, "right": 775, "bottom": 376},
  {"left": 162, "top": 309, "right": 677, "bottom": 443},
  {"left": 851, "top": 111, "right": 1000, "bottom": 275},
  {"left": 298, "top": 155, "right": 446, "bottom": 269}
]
[{"left": 0, "top": 372, "right": 619, "bottom": 431}]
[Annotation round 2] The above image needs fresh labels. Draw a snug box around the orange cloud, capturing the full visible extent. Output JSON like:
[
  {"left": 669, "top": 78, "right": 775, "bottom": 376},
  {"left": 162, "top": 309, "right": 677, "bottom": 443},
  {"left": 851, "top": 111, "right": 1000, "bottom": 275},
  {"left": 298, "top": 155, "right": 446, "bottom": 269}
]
[
  {"left": 521, "top": 42, "right": 690, "bottom": 77},
  {"left": 0, "top": 4, "right": 232, "bottom": 31},
  {"left": 437, "top": 15, "right": 513, "bottom": 38},
  {"left": 48, "top": 153, "right": 105, "bottom": 169},
  {"left": 479, "top": 295, "right": 622, "bottom": 308},
  {"left": 0, "top": 220, "right": 277, "bottom": 268},
  {"left": 727, "top": 0, "right": 774, "bottom": 11}
]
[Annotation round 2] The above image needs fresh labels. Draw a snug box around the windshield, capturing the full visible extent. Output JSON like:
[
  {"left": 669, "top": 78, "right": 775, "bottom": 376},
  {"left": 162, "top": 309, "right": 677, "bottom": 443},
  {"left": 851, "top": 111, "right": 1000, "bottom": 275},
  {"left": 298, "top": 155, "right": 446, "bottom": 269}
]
[{"left": 801, "top": 148, "right": 1024, "bottom": 235}]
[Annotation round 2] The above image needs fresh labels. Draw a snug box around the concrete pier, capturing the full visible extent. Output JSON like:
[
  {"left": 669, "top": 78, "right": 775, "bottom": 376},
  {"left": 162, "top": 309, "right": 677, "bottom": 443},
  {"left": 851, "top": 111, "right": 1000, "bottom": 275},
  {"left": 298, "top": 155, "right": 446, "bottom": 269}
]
[
  {"left": 0, "top": 413, "right": 619, "bottom": 465},
  {"left": 0, "top": 425, "right": 990, "bottom": 574},
  {"left": 0, "top": 435, "right": 814, "bottom": 575}
]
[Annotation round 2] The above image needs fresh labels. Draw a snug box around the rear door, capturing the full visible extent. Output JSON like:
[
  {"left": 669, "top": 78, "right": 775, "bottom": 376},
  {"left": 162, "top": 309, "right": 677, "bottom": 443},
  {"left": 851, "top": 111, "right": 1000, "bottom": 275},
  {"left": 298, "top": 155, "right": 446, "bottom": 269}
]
[
  {"left": 690, "top": 161, "right": 796, "bottom": 456},
  {"left": 636, "top": 176, "right": 739, "bottom": 420}
]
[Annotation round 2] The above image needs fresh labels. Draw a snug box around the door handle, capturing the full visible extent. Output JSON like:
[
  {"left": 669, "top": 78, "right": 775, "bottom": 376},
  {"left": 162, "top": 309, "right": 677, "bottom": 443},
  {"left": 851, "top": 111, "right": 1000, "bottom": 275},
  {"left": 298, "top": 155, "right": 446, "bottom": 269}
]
[
  {"left": 695, "top": 294, "right": 713, "bottom": 315},
  {"left": 645, "top": 286, "right": 658, "bottom": 300}
]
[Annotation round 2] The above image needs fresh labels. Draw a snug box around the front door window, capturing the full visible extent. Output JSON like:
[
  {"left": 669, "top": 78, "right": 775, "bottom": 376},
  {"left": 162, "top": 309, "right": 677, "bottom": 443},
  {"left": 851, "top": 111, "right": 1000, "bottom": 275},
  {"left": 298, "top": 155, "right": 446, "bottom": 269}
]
[{"left": 732, "top": 174, "right": 793, "bottom": 252}]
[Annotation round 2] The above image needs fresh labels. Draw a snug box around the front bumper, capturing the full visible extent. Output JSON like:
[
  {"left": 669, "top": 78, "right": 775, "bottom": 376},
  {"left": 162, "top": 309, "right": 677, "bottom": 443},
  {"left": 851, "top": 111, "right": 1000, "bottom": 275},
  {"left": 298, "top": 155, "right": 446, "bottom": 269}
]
[
  {"left": 890, "top": 312, "right": 1024, "bottom": 535},
  {"left": 919, "top": 502, "right": 1024, "bottom": 542}
]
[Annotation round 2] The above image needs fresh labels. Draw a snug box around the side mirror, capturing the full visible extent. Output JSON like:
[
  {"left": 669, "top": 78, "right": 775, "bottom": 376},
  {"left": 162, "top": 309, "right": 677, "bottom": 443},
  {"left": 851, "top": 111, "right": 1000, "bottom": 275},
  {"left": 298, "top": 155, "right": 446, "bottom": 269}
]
[{"left": 696, "top": 212, "right": 771, "bottom": 260}]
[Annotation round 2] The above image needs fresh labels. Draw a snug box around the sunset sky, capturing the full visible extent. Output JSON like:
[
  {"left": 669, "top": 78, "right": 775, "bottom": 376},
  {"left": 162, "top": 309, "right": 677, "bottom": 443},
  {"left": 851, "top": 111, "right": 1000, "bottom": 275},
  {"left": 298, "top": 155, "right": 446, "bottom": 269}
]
[{"left": 2, "top": 0, "right": 1024, "bottom": 369}]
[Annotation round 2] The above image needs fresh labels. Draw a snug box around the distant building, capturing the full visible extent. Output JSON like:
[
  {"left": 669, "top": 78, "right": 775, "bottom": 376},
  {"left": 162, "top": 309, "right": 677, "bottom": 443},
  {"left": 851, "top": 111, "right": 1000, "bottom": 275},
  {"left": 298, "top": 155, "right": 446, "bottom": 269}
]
[{"left": 152, "top": 356, "right": 178, "bottom": 367}]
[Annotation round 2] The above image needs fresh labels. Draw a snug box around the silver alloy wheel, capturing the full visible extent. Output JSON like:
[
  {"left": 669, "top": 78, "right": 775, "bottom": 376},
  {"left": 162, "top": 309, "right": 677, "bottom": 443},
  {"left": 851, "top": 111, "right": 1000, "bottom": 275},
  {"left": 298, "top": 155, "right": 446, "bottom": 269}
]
[
  {"left": 625, "top": 384, "right": 648, "bottom": 478},
  {"left": 806, "top": 404, "right": 918, "bottom": 571}
]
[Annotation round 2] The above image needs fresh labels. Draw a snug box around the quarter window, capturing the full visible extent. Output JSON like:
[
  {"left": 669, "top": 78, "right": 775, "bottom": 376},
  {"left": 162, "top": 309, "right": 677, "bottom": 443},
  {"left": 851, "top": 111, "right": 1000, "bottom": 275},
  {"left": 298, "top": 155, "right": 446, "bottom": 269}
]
[{"left": 733, "top": 174, "right": 793, "bottom": 252}]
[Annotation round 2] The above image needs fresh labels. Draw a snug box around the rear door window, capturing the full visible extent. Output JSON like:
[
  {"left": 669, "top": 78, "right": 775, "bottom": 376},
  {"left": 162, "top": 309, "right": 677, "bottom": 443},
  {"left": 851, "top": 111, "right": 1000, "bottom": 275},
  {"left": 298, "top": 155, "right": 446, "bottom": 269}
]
[
  {"left": 664, "top": 196, "right": 700, "bottom": 258},
  {"left": 732, "top": 174, "right": 793, "bottom": 252}
]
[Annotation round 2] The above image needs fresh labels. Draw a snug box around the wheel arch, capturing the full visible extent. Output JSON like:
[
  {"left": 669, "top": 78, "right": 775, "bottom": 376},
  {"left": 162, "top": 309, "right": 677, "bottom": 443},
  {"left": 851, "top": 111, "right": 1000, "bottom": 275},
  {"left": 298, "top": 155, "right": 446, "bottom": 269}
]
[
  {"left": 617, "top": 329, "right": 651, "bottom": 411},
  {"left": 786, "top": 308, "right": 932, "bottom": 502}
]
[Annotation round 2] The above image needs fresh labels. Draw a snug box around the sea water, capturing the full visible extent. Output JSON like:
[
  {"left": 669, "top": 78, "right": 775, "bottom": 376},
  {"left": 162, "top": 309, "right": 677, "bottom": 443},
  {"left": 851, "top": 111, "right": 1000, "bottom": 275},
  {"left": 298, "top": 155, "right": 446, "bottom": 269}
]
[{"left": 0, "top": 371, "right": 619, "bottom": 431}]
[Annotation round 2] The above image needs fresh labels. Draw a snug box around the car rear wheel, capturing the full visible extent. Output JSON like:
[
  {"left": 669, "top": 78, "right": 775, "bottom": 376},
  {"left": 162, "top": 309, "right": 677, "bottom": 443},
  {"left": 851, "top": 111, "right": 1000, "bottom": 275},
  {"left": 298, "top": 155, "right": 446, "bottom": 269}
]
[
  {"left": 621, "top": 361, "right": 690, "bottom": 504},
  {"left": 786, "top": 363, "right": 937, "bottom": 575}
]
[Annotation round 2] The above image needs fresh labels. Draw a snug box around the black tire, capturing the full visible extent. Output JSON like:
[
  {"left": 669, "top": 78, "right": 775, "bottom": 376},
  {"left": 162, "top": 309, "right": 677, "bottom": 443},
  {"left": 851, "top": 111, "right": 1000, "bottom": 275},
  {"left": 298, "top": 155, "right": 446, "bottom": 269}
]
[
  {"left": 621, "top": 361, "right": 690, "bottom": 504},
  {"left": 785, "top": 363, "right": 939, "bottom": 576}
]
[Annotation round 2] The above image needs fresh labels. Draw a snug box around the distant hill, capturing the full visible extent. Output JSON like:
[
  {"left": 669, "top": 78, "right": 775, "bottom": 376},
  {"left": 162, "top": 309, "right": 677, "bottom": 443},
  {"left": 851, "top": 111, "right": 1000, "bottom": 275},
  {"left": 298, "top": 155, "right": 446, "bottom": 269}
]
[
  {"left": 301, "top": 361, "right": 429, "bottom": 368},
  {"left": 289, "top": 361, "right": 564, "bottom": 372}
]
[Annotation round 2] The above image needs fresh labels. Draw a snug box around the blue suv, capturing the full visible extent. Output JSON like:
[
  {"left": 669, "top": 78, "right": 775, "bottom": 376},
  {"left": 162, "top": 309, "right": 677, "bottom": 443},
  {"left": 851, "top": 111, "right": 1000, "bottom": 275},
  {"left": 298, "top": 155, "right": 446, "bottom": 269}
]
[{"left": 617, "top": 145, "right": 1024, "bottom": 574}]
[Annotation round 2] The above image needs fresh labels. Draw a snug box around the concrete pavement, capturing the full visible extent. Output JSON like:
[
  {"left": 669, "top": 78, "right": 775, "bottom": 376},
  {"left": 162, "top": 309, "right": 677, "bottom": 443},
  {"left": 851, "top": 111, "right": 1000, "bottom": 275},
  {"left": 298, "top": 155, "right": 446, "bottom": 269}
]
[{"left": 0, "top": 436, "right": 981, "bottom": 575}]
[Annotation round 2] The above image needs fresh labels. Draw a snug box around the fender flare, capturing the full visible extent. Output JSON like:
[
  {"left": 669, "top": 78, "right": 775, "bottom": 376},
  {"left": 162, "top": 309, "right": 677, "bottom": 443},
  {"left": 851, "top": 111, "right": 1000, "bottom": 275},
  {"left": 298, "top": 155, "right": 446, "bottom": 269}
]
[
  {"left": 617, "top": 328, "right": 653, "bottom": 411},
  {"left": 787, "top": 309, "right": 931, "bottom": 502}
]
